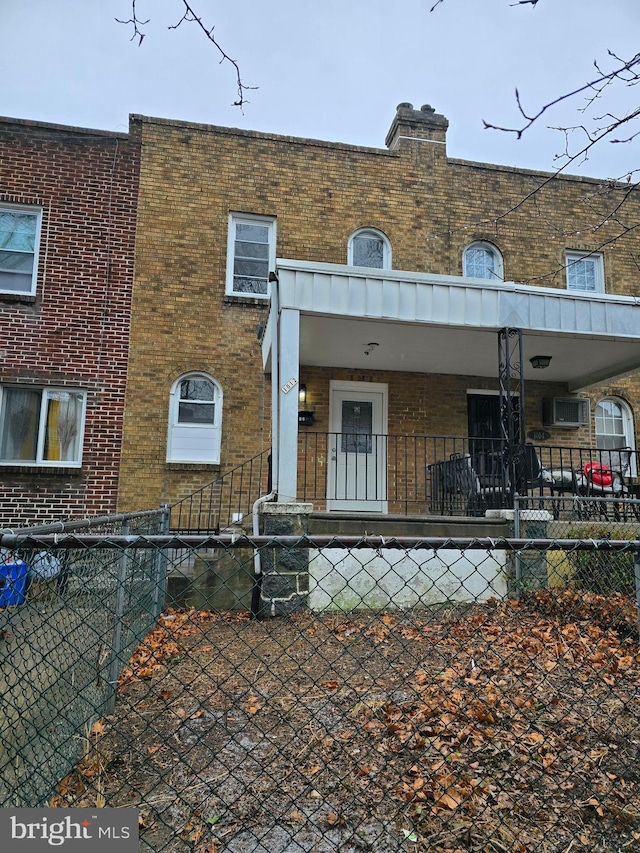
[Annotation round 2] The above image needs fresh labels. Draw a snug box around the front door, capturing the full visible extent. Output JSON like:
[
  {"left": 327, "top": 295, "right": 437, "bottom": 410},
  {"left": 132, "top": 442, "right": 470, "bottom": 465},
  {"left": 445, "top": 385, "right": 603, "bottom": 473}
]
[{"left": 328, "top": 381, "right": 387, "bottom": 512}]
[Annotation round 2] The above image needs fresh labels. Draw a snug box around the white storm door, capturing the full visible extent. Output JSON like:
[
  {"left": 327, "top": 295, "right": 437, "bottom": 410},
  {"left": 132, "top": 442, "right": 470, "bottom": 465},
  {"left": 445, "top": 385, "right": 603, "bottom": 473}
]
[{"left": 328, "top": 382, "right": 387, "bottom": 512}]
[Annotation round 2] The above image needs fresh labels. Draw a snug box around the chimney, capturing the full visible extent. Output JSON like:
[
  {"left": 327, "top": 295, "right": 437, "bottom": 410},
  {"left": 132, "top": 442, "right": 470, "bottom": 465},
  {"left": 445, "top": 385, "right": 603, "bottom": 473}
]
[{"left": 385, "top": 102, "right": 448, "bottom": 151}]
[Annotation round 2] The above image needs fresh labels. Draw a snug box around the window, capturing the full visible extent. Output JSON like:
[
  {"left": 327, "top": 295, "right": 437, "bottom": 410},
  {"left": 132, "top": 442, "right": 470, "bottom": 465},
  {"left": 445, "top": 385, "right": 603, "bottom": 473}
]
[
  {"left": 348, "top": 229, "right": 392, "bottom": 269},
  {"left": 226, "top": 214, "right": 276, "bottom": 297},
  {"left": 566, "top": 251, "right": 604, "bottom": 293},
  {"left": 167, "top": 373, "right": 222, "bottom": 463},
  {"left": 0, "top": 205, "right": 42, "bottom": 295},
  {"left": 0, "top": 387, "right": 86, "bottom": 466},
  {"left": 463, "top": 242, "right": 503, "bottom": 280},
  {"left": 595, "top": 398, "right": 634, "bottom": 450}
]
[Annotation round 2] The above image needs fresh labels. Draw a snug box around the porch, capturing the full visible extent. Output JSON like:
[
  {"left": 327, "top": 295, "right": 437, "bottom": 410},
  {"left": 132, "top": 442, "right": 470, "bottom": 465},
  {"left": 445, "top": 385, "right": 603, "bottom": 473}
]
[{"left": 265, "top": 260, "right": 640, "bottom": 508}]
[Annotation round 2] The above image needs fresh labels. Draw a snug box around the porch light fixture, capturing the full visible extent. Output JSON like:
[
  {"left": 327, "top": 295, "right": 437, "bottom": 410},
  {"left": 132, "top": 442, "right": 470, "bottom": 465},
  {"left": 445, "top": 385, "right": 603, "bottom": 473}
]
[
  {"left": 530, "top": 355, "right": 552, "bottom": 369},
  {"left": 298, "top": 383, "right": 315, "bottom": 426}
]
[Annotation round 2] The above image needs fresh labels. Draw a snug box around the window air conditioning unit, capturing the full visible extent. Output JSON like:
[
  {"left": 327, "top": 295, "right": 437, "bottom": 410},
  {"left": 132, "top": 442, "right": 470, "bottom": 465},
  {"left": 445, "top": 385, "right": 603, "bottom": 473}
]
[{"left": 543, "top": 397, "right": 590, "bottom": 429}]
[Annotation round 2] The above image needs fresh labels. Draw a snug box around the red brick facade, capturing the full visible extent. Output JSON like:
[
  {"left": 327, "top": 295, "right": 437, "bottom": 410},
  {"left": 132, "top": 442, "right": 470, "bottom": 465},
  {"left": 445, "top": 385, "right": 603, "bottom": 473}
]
[{"left": 0, "top": 118, "right": 140, "bottom": 525}]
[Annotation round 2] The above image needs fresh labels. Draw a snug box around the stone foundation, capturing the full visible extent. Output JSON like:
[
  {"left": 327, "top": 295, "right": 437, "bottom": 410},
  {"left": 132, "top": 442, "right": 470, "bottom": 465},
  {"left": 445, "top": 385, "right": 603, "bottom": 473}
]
[{"left": 258, "top": 503, "right": 313, "bottom": 615}]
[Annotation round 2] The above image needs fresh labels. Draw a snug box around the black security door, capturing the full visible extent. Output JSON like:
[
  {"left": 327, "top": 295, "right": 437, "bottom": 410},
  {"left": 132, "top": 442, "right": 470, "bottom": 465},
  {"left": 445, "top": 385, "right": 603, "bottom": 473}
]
[{"left": 467, "top": 394, "right": 519, "bottom": 497}]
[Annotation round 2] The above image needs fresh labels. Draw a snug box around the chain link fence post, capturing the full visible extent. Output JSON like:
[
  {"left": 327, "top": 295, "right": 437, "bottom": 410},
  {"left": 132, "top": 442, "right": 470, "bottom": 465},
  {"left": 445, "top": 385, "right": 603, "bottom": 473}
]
[
  {"left": 151, "top": 504, "right": 170, "bottom": 619},
  {"left": 513, "top": 493, "right": 522, "bottom": 596},
  {"left": 105, "top": 519, "right": 131, "bottom": 715}
]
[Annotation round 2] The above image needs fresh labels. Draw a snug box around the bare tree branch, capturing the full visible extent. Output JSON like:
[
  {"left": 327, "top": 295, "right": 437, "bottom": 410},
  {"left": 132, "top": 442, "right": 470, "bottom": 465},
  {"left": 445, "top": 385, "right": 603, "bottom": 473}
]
[
  {"left": 116, "top": 1, "right": 255, "bottom": 108},
  {"left": 482, "top": 52, "right": 640, "bottom": 142},
  {"left": 115, "top": 0, "right": 148, "bottom": 46},
  {"left": 169, "top": 1, "right": 255, "bottom": 108}
]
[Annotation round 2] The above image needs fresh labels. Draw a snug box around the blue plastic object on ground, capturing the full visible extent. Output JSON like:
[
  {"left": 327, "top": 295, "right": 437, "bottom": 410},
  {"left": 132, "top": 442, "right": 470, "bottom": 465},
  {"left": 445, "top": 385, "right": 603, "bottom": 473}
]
[{"left": 0, "top": 561, "right": 28, "bottom": 606}]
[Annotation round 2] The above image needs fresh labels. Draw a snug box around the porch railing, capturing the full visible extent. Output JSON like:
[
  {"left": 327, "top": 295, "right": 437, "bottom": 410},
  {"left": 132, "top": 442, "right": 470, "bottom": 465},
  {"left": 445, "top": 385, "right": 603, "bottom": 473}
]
[
  {"left": 297, "top": 433, "right": 639, "bottom": 516},
  {"left": 170, "top": 449, "right": 271, "bottom": 532},
  {"left": 169, "top": 437, "right": 638, "bottom": 529}
]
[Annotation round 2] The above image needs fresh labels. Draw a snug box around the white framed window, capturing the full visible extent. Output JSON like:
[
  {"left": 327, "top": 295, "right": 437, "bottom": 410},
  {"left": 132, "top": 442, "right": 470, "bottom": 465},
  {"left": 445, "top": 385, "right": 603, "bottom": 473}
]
[
  {"left": 348, "top": 228, "right": 392, "bottom": 270},
  {"left": 463, "top": 241, "right": 503, "bottom": 280},
  {"left": 226, "top": 214, "right": 276, "bottom": 297},
  {"left": 565, "top": 251, "right": 604, "bottom": 293},
  {"left": 0, "top": 204, "right": 42, "bottom": 295},
  {"left": 595, "top": 397, "right": 634, "bottom": 450},
  {"left": 0, "top": 386, "right": 86, "bottom": 466},
  {"left": 167, "top": 373, "right": 222, "bottom": 463}
]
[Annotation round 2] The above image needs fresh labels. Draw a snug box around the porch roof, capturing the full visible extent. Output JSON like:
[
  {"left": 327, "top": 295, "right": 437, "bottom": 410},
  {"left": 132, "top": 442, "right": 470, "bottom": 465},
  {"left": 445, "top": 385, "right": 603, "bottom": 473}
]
[{"left": 265, "top": 259, "right": 640, "bottom": 391}]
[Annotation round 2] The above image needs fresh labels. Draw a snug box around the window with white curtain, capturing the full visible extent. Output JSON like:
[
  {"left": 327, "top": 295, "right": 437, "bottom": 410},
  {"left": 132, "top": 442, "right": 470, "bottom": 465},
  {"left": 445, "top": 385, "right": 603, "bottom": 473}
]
[
  {"left": 0, "top": 205, "right": 42, "bottom": 295},
  {"left": 0, "top": 387, "right": 86, "bottom": 466},
  {"left": 167, "top": 373, "right": 222, "bottom": 463}
]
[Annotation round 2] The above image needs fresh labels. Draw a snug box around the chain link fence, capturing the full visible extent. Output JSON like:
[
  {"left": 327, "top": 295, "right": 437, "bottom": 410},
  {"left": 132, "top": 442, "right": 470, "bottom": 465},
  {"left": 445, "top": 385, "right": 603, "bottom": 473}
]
[
  {"left": 1, "top": 521, "right": 640, "bottom": 852},
  {"left": 0, "top": 510, "right": 168, "bottom": 810}
]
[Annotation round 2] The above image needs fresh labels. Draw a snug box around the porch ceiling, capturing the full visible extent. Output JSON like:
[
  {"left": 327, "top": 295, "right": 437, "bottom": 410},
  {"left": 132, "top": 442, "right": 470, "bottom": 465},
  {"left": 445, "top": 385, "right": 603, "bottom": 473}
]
[
  {"left": 273, "top": 260, "right": 640, "bottom": 391},
  {"left": 298, "top": 316, "right": 640, "bottom": 390}
]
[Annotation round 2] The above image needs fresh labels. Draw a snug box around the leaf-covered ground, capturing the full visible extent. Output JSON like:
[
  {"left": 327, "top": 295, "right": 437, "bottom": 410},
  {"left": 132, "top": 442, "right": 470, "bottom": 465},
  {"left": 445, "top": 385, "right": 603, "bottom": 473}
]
[{"left": 53, "top": 592, "right": 640, "bottom": 852}]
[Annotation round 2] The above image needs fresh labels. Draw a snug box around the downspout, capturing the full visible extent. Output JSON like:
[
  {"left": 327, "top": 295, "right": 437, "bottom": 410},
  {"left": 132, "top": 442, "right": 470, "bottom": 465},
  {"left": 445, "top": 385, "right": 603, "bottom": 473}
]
[
  {"left": 269, "top": 271, "right": 280, "bottom": 498},
  {"left": 250, "top": 490, "right": 276, "bottom": 619},
  {"left": 250, "top": 271, "right": 280, "bottom": 619}
]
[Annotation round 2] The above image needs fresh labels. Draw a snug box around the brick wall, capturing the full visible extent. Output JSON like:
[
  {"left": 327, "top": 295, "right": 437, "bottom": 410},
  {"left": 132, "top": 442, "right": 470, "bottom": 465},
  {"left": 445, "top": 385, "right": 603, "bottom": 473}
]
[
  {"left": 0, "top": 118, "right": 140, "bottom": 525},
  {"left": 119, "top": 111, "right": 640, "bottom": 512}
]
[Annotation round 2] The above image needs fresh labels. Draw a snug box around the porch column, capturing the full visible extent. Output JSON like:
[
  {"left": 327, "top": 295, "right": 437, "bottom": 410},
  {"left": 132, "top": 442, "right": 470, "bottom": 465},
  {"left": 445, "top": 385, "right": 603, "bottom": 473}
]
[
  {"left": 498, "top": 328, "right": 526, "bottom": 492},
  {"left": 277, "top": 307, "right": 301, "bottom": 502}
]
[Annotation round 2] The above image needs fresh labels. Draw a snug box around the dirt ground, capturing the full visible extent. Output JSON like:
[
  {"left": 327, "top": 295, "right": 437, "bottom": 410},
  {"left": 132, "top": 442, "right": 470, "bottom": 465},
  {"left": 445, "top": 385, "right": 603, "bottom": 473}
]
[{"left": 52, "top": 592, "right": 640, "bottom": 853}]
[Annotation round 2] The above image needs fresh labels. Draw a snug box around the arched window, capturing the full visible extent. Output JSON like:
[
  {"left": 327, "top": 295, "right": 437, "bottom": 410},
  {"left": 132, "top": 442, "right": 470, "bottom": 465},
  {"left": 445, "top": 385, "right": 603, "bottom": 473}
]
[
  {"left": 348, "top": 229, "right": 392, "bottom": 270},
  {"left": 595, "top": 397, "right": 635, "bottom": 452},
  {"left": 463, "top": 242, "right": 504, "bottom": 280},
  {"left": 167, "top": 373, "right": 222, "bottom": 463}
]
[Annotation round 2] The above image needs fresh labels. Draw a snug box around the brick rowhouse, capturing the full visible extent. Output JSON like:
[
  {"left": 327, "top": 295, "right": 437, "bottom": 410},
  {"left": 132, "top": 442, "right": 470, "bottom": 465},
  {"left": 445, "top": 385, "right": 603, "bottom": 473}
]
[
  {"left": 118, "top": 106, "right": 640, "bottom": 514},
  {"left": 0, "top": 117, "right": 140, "bottom": 525}
]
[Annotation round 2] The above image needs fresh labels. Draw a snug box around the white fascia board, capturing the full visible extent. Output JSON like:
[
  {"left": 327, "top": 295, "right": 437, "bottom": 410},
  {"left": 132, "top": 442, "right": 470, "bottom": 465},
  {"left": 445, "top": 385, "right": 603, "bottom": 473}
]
[{"left": 276, "top": 258, "right": 640, "bottom": 340}]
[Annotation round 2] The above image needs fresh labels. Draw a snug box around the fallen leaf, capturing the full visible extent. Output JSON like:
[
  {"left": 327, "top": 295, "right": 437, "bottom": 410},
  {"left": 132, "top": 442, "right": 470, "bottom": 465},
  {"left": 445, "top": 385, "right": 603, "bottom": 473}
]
[
  {"left": 247, "top": 696, "right": 263, "bottom": 715},
  {"left": 437, "top": 789, "right": 462, "bottom": 810}
]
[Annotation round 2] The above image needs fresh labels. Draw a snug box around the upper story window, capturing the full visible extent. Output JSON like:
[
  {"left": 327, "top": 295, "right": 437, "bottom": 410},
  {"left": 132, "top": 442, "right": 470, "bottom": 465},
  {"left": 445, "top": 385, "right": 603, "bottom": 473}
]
[
  {"left": 226, "top": 214, "right": 276, "bottom": 298},
  {"left": 566, "top": 251, "right": 604, "bottom": 293},
  {"left": 463, "top": 242, "right": 503, "bottom": 280},
  {"left": 348, "top": 229, "right": 392, "bottom": 270},
  {"left": 0, "top": 205, "right": 42, "bottom": 295},
  {"left": 0, "top": 386, "right": 86, "bottom": 467},
  {"left": 167, "top": 373, "right": 222, "bottom": 464}
]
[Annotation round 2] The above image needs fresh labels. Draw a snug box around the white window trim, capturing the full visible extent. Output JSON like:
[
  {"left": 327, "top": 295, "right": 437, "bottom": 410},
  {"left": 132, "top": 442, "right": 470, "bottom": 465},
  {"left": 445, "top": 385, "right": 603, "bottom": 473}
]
[
  {"left": 0, "top": 386, "right": 86, "bottom": 467},
  {"left": 463, "top": 241, "right": 504, "bottom": 281},
  {"left": 595, "top": 396, "right": 636, "bottom": 474},
  {"left": 0, "top": 203, "right": 43, "bottom": 296},
  {"left": 347, "top": 228, "right": 392, "bottom": 270},
  {"left": 225, "top": 213, "right": 276, "bottom": 298},
  {"left": 565, "top": 250, "right": 604, "bottom": 293},
  {"left": 167, "top": 372, "right": 223, "bottom": 464}
]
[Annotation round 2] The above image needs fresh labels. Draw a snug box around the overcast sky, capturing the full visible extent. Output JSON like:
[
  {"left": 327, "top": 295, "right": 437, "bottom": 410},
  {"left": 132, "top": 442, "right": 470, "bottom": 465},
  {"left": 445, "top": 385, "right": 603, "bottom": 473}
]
[{"left": 2, "top": 0, "right": 638, "bottom": 179}]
